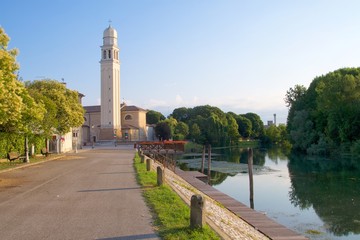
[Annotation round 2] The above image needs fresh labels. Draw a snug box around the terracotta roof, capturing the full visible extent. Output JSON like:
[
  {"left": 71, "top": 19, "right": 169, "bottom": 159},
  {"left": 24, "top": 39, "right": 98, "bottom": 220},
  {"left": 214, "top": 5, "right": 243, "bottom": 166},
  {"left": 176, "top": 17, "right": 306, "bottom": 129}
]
[
  {"left": 122, "top": 105, "right": 147, "bottom": 112},
  {"left": 84, "top": 105, "right": 101, "bottom": 113},
  {"left": 83, "top": 105, "right": 147, "bottom": 113}
]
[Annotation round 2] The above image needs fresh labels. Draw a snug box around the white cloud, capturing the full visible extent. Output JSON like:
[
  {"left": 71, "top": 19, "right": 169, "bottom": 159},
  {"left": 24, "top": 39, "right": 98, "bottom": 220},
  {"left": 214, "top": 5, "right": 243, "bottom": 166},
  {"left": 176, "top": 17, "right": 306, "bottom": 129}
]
[
  {"left": 145, "top": 99, "right": 168, "bottom": 108},
  {"left": 175, "top": 94, "right": 183, "bottom": 104}
]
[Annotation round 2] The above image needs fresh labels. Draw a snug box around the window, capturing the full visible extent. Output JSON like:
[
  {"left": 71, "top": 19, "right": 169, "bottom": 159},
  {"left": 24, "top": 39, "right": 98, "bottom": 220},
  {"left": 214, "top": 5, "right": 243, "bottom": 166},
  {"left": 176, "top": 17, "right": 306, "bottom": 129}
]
[
  {"left": 125, "top": 115, "right": 132, "bottom": 120},
  {"left": 103, "top": 50, "right": 106, "bottom": 59},
  {"left": 108, "top": 50, "right": 111, "bottom": 59}
]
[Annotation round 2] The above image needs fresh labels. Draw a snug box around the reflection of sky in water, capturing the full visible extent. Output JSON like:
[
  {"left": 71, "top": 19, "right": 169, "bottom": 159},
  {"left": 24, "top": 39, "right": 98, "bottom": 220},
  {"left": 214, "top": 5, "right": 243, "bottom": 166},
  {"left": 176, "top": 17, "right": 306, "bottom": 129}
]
[{"left": 208, "top": 154, "right": 360, "bottom": 240}]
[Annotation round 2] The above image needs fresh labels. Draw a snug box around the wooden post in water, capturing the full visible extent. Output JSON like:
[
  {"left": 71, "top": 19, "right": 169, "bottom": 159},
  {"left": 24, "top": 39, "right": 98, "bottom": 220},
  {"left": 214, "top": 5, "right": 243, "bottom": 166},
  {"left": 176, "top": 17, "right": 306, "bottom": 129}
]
[
  {"left": 207, "top": 145, "right": 212, "bottom": 184},
  {"left": 201, "top": 145, "right": 205, "bottom": 173},
  {"left": 248, "top": 148, "right": 254, "bottom": 209}
]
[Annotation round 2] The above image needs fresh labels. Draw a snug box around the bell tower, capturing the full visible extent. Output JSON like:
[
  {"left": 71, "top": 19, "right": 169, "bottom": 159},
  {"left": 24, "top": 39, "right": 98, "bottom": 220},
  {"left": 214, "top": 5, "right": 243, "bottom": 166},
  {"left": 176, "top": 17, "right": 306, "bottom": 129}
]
[{"left": 100, "top": 25, "right": 121, "bottom": 140}]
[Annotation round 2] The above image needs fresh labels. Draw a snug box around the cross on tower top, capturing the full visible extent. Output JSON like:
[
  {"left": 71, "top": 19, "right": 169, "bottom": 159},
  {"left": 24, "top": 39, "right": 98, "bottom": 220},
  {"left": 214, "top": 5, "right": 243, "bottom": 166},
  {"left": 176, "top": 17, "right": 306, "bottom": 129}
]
[{"left": 108, "top": 19, "right": 112, "bottom": 26}]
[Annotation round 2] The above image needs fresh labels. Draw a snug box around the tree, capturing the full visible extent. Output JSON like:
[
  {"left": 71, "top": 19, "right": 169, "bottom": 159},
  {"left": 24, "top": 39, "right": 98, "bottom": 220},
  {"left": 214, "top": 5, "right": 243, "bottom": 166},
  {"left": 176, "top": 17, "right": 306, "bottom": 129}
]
[
  {"left": 171, "top": 107, "right": 190, "bottom": 122},
  {"left": 243, "top": 113, "right": 264, "bottom": 138},
  {"left": 189, "top": 123, "right": 201, "bottom": 142},
  {"left": 236, "top": 115, "right": 252, "bottom": 138},
  {"left": 225, "top": 113, "right": 240, "bottom": 144},
  {"left": 174, "top": 121, "right": 189, "bottom": 140},
  {"left": 0, "top": 27, "right": 45, "bottom": 134},
  {"left": 155, "top": 121, "right": 171, "bottom": 140},
  {"left": 146, "top": 110, "right": 165, "bottom": 124},
  {"left": 286, "top": 67, "right": 360, "bottom": 154},
  {"left": 284, "top": 84, "right": 307, "bottom": 108},
  {"left": 25, "top": 80, "right": 84, "bottom": 135}
]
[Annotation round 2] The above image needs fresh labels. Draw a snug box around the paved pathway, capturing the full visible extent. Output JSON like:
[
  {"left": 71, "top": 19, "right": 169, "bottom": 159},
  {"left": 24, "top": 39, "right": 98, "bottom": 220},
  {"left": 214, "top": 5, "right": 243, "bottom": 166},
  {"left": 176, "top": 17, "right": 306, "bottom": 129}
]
[{"left": 0, "top": 146, "right": 159, "bottom": 240}]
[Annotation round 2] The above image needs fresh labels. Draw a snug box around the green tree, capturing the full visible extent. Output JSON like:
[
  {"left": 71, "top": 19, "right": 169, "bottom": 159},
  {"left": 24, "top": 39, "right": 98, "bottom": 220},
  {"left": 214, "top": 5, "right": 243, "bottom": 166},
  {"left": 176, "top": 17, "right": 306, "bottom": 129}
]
[
  {"left": 189, "top": 123, "right": 201, "bottom": 142},
  {"left": 284, "top": 84, "right": 307, "bottom": 108},
  {"left": 236, "top": 115, "right": 252, "bottom": 138},
  {"left": 25, "top": 80, "right": 84, "bottom": 135},
  {"left": 243, "top": 113, "right": 264, "bottom": 138},
  {"left": 0, "top": 27, "right": 45, "bottom": 134},
  {"left": 173, "top": 121, "right": 189, "bottom": 140},
  {"left": 286, "top": 67, "right": 360, "bottom": 154},
  {"left": 225, "top": 113, "right": 240, "bottom": 144},
  {"left": 155, "top": 121, "right": 171, "bottom": 140},
  {"left": 146, "top": 110, "right": 165, "bottom": 125},
  {"left": 171, "top": 107, "right": 190, "bottom": 122}
]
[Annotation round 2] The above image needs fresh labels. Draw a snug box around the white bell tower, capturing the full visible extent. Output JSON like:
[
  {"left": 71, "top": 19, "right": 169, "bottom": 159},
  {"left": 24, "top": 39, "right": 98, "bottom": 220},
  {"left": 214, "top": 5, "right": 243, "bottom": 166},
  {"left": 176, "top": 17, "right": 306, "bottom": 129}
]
[{"left": 100, "top": 25, "right": 121, "bottom": 140}]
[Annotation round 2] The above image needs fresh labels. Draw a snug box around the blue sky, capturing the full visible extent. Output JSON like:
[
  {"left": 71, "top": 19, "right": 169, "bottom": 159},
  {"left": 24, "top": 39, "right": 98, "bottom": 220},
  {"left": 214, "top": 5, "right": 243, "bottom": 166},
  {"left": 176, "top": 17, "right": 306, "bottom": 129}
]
[{"left": 2, "top": 0, "right": 360, "bottom": 124}]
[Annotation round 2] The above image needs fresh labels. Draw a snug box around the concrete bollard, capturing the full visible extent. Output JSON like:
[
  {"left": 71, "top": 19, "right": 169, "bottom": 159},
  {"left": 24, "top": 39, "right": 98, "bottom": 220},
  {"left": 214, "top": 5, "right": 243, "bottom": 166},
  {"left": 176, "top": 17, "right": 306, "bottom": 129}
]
[
  {"left": 190, "top": 194, "right": 205, "bottom": 228},
  {"left": 146, "top": 157, "right": 151, "bottom": 171},
  {"left": 141, "top": 155, "right": 145, "bottom": 163},
  {"left": 157, "top": 166, "right": 164, "bottom": 186}
]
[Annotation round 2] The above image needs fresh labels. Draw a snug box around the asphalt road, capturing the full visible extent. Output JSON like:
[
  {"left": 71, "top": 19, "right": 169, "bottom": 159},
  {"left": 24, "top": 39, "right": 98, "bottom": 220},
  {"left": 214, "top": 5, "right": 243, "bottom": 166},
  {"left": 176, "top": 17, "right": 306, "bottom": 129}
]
[{"left": 0, "top": 146, "right": 159, "bottom": 240}]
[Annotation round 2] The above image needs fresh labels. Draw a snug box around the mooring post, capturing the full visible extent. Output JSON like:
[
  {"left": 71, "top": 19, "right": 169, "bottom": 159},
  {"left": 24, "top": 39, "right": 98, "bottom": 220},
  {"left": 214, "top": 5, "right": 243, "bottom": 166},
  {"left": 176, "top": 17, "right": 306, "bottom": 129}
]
[
  {"left": 190, "top": 194, "right": 205, "bottom": 228},
  {"left": 207, "top": 145, "right": 212, "bottom": 184},
  {"left": 146, "top": 157, "right": 151, "bottom": 171},
  {"left": 157, "top": 166, "right": 164, "bottom": 186}
]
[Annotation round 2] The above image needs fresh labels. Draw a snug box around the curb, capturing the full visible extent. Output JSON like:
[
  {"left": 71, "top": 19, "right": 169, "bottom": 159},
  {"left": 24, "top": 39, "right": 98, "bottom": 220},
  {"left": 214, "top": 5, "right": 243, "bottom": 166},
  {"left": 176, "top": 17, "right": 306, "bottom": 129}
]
[{"left": 0, "top": 155, "right": 65, "bottom": 174}]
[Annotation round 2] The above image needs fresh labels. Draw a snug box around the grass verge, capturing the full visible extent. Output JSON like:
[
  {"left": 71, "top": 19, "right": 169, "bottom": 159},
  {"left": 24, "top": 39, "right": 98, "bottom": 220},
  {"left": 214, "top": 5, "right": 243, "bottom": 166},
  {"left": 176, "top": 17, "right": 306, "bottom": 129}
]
[
  {"left": 133, "top": 153, "right": 220, "bottom": 240},
  {"left": 0, "top": 155, "right": 57, "bottom": 171}
]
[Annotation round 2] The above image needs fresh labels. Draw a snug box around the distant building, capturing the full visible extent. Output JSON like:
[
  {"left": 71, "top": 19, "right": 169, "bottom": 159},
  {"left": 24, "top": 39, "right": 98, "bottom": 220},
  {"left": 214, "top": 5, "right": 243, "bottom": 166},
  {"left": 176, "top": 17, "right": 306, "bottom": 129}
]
[{"left": 81, "top": 25, "right": 147, "bottom": 145}]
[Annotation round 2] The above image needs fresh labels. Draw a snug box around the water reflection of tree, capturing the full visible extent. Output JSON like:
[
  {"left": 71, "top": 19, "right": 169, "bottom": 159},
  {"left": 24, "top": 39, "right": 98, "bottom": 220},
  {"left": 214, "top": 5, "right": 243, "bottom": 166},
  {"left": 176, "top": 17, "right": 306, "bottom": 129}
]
[
  {"left": 210, "top": 171, "right": 230, "bottom": 185},
  {"left": 209, "top": 148, "right": 265, "bottom": 185},
  {"left": 239, "top": 148, "right": 266, "bottom": 166},
  {"left": 288, "top": 154, "right": 360, "bottom": 236},
  {"left": 267, "top": 147, "right": 291, "bottom": 162}
]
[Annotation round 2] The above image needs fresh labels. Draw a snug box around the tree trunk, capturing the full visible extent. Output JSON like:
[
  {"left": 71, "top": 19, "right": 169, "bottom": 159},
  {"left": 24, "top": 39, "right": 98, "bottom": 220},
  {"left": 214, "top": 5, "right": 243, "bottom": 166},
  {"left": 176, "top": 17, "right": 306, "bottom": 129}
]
[{"left": 25, "top": 136, "right": 29, "bottom": 163}]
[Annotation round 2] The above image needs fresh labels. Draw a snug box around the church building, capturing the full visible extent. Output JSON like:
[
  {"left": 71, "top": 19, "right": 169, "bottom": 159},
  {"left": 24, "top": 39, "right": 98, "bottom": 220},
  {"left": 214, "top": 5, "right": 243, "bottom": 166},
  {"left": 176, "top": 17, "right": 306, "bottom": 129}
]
[{"left": 81, "top": 25, "right": 148, "bottom": 144}]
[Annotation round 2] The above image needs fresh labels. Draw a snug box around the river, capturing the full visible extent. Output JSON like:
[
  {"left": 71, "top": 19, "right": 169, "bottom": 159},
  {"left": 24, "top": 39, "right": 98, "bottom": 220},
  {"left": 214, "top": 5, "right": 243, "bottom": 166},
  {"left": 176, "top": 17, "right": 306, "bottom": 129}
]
[{"left": 178, "top": 147, "right": 360, "bottom": 240}]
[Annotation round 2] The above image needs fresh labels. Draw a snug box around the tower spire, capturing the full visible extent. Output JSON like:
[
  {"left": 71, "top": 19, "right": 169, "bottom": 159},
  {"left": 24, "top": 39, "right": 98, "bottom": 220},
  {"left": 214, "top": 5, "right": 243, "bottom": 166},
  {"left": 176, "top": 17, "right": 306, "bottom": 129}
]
[{"left": 100, "top": 25, "right": 121, "bottom": 140}]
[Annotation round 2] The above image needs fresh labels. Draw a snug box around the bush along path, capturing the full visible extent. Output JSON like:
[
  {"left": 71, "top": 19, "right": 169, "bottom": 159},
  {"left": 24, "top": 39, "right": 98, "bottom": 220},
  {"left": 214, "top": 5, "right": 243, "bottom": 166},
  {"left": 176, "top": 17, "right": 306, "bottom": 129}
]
[{"left": 133, "top": 153, "right": 220, "bottom": 240}]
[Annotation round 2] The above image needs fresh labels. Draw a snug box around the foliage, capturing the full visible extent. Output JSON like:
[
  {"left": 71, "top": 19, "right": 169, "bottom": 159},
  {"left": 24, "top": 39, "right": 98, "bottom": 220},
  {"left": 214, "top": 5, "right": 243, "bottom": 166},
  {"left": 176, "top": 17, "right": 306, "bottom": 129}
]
[
  {"left": 235, "top": 115, "right": 252, "bottom": 138},
  {"left": 263, "top": 124, "right": 290, "bottom": 147},
  {"left": 0, "top": 27, "right": 45, "bottom": 134},
  {"left": 174, "top": 121, "right": 189, "bottom": 140},
  {"left": 286, "top": 67, "right": 360, "bottom": 154},
  {"left": 169, "top": 105, "right": 265, "bottom": 147},
  {"left": 25, "top": 79, "right": 85, "bottom": 135},
  {"left": 133, "top": 153, "right": 220, "bottom": 239},
  {"left": 146, "top": 110, "right": 165, "bottom": 125},
  {"left": 284, "top": 84, "right": 307, "bottom": 108},
  {"left": 243, "top": 113, "right": 264, "bottom": 138},
  {"left": 155, "top": 121, "right": 172, "bottom": 140},
  {"left": 171, "top": 107, "right": 190, "bottom": 122},
  {"left": 0, "top": 27, "right": 47, "bottom": 157},
  {"left": 225, "top": 113, "right": 240, "bottom": 144}
]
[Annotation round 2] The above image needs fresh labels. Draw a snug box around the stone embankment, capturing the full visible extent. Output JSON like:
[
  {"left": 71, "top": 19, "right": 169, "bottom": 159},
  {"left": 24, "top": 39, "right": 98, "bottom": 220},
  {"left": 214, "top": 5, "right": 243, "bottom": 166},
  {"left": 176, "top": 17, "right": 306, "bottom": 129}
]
[{"left": 147, "top": 155, "right": 308, "bottom": 240}]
